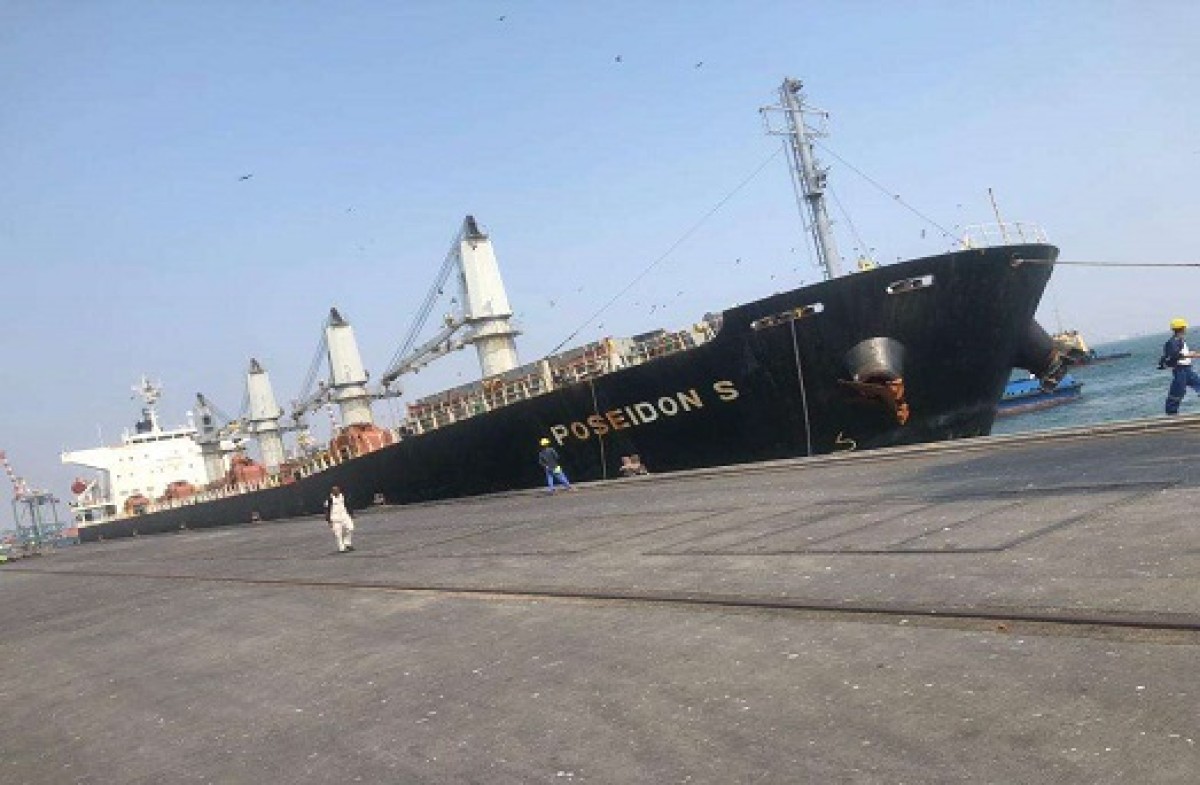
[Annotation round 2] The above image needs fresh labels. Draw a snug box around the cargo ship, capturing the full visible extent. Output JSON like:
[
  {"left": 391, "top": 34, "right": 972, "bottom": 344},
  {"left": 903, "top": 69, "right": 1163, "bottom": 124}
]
[{"left": 63, "top": 78, "right": 1064, "bottom": 541}]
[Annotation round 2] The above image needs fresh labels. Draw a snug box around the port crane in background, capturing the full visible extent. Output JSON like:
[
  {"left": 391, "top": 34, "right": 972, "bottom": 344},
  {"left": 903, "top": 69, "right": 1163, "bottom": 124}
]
[{"left": 0, "top": 448, "right": 71, "bottom": 548}]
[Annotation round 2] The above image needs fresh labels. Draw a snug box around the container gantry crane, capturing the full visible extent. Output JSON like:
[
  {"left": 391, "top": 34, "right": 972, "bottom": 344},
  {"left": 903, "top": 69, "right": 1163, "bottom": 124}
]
[{"left": 1, "top": 449, "right": 69, "bottom": 546}]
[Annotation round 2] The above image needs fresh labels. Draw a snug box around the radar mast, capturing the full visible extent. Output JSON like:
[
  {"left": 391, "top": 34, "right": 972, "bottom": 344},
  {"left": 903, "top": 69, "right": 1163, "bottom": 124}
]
[{"left": 762, "top": 78, "right": 843, "bottom": 280}]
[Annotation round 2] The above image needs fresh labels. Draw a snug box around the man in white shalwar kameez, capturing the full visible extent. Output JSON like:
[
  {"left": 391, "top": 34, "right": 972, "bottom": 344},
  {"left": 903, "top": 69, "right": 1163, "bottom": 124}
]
[{"left": 324, "top": 486, "right": 355, "bottom": 553}]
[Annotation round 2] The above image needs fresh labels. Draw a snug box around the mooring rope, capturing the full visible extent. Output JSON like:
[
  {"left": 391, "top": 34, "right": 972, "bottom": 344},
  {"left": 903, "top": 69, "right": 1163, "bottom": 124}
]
[
  {"left": 545, "top": 147, "right": 783, "bottom": 357},
  {"left": 1014, "top": 259, "right": 1200, "bottom": 268}
]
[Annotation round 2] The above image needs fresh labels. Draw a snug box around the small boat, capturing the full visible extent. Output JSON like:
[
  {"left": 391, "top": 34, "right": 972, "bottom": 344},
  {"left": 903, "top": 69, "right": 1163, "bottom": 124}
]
[
  {"left": 1053, "top": 330, "right": 1131, "bottom": 366},
  {"left": 997, "top": 373, "right": 1083, "bottom": 416}
]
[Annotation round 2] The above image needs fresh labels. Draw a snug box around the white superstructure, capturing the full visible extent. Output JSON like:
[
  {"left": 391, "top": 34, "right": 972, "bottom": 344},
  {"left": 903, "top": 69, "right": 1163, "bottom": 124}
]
[{"left": 61, "top": 378, "right": 210, "bottom": 525}]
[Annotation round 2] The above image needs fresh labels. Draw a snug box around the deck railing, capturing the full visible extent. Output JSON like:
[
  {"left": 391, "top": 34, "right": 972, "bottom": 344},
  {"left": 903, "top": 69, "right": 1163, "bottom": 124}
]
[{"left": 959, "top": 222, "right": 1049, "bottom": 249}]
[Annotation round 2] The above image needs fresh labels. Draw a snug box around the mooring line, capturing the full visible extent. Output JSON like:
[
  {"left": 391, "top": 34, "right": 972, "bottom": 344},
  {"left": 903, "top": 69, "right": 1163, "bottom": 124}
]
[{"left": 1014, "top": 258, "right": 1200, "bottom": 268}]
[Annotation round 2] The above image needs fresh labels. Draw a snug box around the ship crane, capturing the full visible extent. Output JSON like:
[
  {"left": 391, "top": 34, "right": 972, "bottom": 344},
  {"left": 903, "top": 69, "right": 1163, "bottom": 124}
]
[
  {"left": 193, "top": 392, "right": 247, "bottom": 483},
  {"left": 379, "top": 215, "right": 521, "bottom": 389},
  {"left": 242, "top": 358, "right": 294, "bottom": 471},
  {"left": 290, "top": 307, "right": 378, "bottom": 428}
]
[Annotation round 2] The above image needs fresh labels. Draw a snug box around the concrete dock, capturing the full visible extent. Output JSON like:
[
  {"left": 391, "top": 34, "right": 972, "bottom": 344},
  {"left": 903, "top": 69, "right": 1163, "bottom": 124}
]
[{"left": 2, "top": 420, "right": 1198, "bottom": 784}]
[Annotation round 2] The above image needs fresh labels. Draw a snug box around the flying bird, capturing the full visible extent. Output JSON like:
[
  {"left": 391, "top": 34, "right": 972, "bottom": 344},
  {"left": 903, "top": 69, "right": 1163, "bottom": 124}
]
[
  {"left": 497, "top": 15, "right": 505, "bottom": 21},
  {"left": 238, "top": 174, "right": 253, "bottom": 181},
  {"left": 694, "top": 61, "right": 704, "bottom": 69},
  {"left": 615, "top": 55, "right": 622, "bottom": 63}
]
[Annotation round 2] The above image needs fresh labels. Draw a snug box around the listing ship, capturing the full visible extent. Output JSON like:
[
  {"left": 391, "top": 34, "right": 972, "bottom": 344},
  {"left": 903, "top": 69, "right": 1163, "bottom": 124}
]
[{"left": 64, "top": 78, "right": 1064, "bottom": 541}]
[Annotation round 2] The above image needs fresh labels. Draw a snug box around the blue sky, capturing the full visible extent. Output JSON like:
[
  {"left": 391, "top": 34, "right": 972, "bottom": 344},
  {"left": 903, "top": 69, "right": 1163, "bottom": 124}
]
[{"left": 1, "top": 1, "right": 1198, "bottom": 518}]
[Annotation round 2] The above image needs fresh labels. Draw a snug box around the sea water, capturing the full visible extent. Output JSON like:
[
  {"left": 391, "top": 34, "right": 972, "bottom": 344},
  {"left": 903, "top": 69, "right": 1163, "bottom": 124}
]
[{"left": 991, "top": 333, "right": 1179, "bottom": 436}]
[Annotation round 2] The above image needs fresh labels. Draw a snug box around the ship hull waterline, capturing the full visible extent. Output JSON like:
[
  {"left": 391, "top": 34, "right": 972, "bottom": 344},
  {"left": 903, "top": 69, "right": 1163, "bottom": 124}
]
[{"left": 79, "top": 244, "right": 1057, "bottom": 542}]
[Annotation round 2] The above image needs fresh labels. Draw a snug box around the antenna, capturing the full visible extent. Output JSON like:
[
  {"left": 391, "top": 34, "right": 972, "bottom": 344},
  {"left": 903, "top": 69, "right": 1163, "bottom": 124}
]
[{"left": 987, "top": 188, "right": 1010, "bottom": 243}]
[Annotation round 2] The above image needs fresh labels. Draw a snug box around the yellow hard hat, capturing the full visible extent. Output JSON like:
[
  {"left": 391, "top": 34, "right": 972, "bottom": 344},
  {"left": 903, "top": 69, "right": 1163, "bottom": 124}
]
[
  {"left": 539, "top": 438, "right": 551, "bottom": 446},
  {"left": 1171, "top": 318, "right": 1188, "bottom": 331}
]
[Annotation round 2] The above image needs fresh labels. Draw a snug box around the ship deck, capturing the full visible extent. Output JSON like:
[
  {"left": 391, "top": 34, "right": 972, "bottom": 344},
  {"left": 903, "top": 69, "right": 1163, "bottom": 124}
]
[{"left": 3, "top": 418, "right": 1198, "bottom": 783}]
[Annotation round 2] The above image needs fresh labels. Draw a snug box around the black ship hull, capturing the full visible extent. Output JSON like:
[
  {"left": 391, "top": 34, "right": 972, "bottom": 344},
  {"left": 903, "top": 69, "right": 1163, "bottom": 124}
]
[{"left": 80, "top": 244, "right": 1058, "bottom": 541}]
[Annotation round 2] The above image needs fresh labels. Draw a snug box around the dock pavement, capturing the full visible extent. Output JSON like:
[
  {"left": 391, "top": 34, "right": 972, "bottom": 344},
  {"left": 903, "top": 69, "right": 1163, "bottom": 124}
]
[{"left": 1, "top": 417, "right": 1198, "bottom": 784}]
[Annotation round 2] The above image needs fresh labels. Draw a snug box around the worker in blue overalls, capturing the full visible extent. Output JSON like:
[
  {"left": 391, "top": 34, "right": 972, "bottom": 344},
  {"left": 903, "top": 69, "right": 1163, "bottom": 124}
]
[
  {"left": 537, "top": 438, "right": 573, "bottom": 493},
  {"left": 1161, "top": 318, "right": 1200, "bottom": 414}
]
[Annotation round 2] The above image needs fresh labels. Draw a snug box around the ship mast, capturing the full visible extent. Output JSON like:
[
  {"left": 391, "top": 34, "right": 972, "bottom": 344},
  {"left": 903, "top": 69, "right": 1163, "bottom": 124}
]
[
  {"left": 765, "top": 78, "right": 843, "bottom": 280},
  {"left": 132, "top": 376, "right": 163, "bottom": 433}
]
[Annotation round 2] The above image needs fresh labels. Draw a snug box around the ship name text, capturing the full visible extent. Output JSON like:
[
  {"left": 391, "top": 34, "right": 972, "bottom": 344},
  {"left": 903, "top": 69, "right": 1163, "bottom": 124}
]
[{"left": 549, "top": 380, "right": 740, "bottom": 445}]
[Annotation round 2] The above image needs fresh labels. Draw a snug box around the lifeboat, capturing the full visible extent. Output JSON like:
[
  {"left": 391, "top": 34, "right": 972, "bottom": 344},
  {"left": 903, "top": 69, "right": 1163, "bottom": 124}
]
[
  {"left": 226, "top": 454, "right": 267, "bottom": 485},
  {"left": 124, "top": 494, "right": 151, "bottom": 515},
  {"left": 331, "top": 423, "right": 394, "bottom": 457},
  {"left": 162, "top": 480, "right": 197, "bottom": 501}
]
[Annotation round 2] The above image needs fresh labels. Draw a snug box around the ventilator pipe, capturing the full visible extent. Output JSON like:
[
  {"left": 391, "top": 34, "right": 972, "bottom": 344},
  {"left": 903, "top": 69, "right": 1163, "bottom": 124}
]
[{"left": 1011, "top": 321, "right": 1065, "bottom": 389}]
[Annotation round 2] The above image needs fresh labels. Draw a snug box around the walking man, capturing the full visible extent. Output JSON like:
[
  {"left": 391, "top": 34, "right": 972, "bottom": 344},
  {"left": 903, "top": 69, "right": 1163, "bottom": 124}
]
[
  {"left": 1162, "top": 318, "right": 1200, "bottom": 414},
  {"left": 537, "top": 438, "right": 573, "bottom": 493},
  {"left": 324, "top": 485, "right": 355, "bottom": 553}
]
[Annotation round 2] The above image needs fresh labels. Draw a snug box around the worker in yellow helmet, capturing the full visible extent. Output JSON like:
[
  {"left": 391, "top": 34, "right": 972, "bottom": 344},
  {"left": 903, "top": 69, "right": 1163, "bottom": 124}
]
[
  {"left": 537, "top": 437, "right": 574, "bottom": 493},
  {"left": 1161, "top": 318, "right": 1200, "bottom": 414}
]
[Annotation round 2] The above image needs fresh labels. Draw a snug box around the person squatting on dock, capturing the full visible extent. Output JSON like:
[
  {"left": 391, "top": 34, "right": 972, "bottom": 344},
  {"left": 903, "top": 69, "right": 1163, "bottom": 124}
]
[
  {"left": 1160, "top": 318, "right": 1200, "bottom": 414},
  {"left": 538, "top": 438, "right": 573, "bottom": 493},
  {"left": 324, "top": 485, "right": 355, "bottom": 552},
  {"left": 619, "top": 454, "right": 649, "bottom": 477}
]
